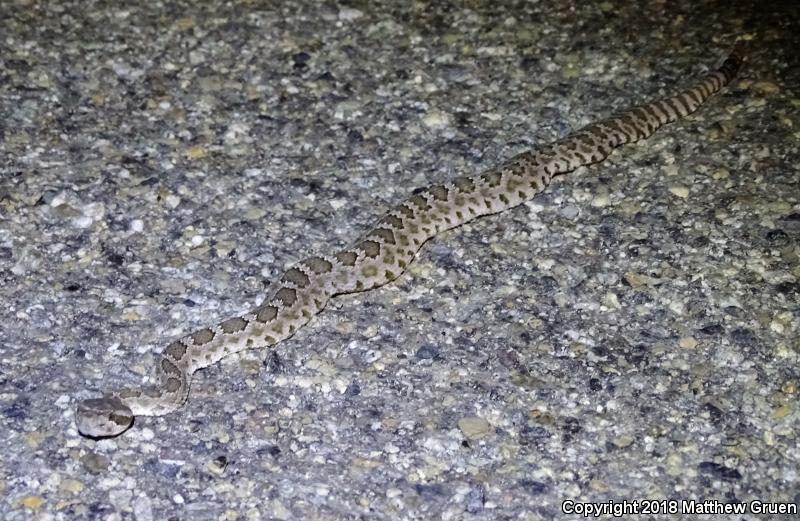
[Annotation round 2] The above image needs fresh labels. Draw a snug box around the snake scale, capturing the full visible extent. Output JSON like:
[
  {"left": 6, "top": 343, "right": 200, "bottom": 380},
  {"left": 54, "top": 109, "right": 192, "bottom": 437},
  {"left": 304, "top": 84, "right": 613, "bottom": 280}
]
[{"left": 76, "top": 44, "right": 743, "bottom": 437}]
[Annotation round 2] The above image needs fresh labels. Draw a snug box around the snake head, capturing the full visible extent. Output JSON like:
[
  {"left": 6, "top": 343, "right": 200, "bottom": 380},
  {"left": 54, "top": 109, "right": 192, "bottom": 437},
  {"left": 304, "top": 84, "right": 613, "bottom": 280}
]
[{"left": 76, "top": 396, "right": 134, "bottom": 438}]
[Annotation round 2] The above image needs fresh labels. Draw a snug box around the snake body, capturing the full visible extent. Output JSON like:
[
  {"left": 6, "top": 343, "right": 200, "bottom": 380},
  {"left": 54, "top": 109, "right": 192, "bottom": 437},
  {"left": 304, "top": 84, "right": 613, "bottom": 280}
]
[{"left": 77, "top": 45, "right": 743, "bottom": 437}]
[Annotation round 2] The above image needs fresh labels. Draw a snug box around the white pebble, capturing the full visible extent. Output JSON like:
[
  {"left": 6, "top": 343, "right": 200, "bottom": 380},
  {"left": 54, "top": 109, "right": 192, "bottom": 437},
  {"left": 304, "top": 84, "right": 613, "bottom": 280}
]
[
  {"left": 82, "top": 202, "right": 106, "bottom": 219},
  {"left": 669, "top": 185, "right": 689, "bottom": 198},
  {"left": 386, "top": 488, "right": 403, "bottom": 498},
  {"left": 50, "top": 191, "right": 68, "bottom": 207},
  {"left": 72, "top": 216, "right": 94, "bottom": 229},
  {"left": 422, "top": 110, "right": 451, "bottom": 129},
  {"left": 591, "top": 192, "right": 610, "bottom": 207},
  {"left": 165, "top": 194, "right": 181, "bottom": 208},
  {"left": 129, "top": 219, "right": 144, "bottom": 233},
  {"left": 669, "top": 300, "right": 685, "bottom": 315},
  {"left": 770, "top": 320, "right": 784, "bottom": 334},
  {"left": 133, "top": 494, "right": 154, "bottom": 521},
  {"left": 338, "top": 7, "right": 363, "bottom": 20}
]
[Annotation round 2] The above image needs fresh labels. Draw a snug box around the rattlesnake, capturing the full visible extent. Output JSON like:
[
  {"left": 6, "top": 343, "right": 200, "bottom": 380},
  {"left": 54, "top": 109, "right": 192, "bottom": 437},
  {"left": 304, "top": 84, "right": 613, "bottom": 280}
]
[{"left": 76, "top": 44, "right": 744, "bottom": 437}]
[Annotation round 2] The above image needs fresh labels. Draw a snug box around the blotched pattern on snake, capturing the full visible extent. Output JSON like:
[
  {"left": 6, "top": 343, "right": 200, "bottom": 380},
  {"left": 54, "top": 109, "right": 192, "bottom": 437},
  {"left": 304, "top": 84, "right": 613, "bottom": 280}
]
[{"left": 77, "top": 44, "right": 744, "bottom": 437}]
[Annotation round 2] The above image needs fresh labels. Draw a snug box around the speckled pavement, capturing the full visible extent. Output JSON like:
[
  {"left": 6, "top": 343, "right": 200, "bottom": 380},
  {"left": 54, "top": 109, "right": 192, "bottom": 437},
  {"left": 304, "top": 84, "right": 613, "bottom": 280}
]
[{"left": 1, "top": 1, "right": 798, "bottom": 520}]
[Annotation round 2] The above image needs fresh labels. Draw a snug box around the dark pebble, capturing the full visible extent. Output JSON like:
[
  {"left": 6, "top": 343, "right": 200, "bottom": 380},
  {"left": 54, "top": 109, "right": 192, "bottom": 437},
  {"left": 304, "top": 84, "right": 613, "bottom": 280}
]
[
  {"left": 697, "top": 461, "right": 742, "bottom": 480},
  {"left": 415, "top": 344, "right": 439, "bottom": 360},
  {"left": 765, "top": 229, "right": 790, "bottom": 247},
  {"left": 292, "top": 51, "right": 311, "bottom": 65},
  {"left": 698, "top": 324, "right": 724, "bottom": 336},
  {"left": 264, "top": 351, "right": 283, "bottom": 374},
  {"left": 518, "top": 479, "right": 548, "bottom": 495},
  {"left": 345, "top": 382, "right": 361, "bottom": 396},
  {"left": 415, "top": 483, "right": 446, "bottom": 500},
  {"left": 730, "top": 327, "right": 758, "bottom": 348},
  {"left": 774, "top": 281, "right": 800, "bottom": 295},
  {"left": 776, "top": 213, "right": 800, "bottom": 232},
  {"left": 519, "top": 424, "right": 551, "bottom": 444}
]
